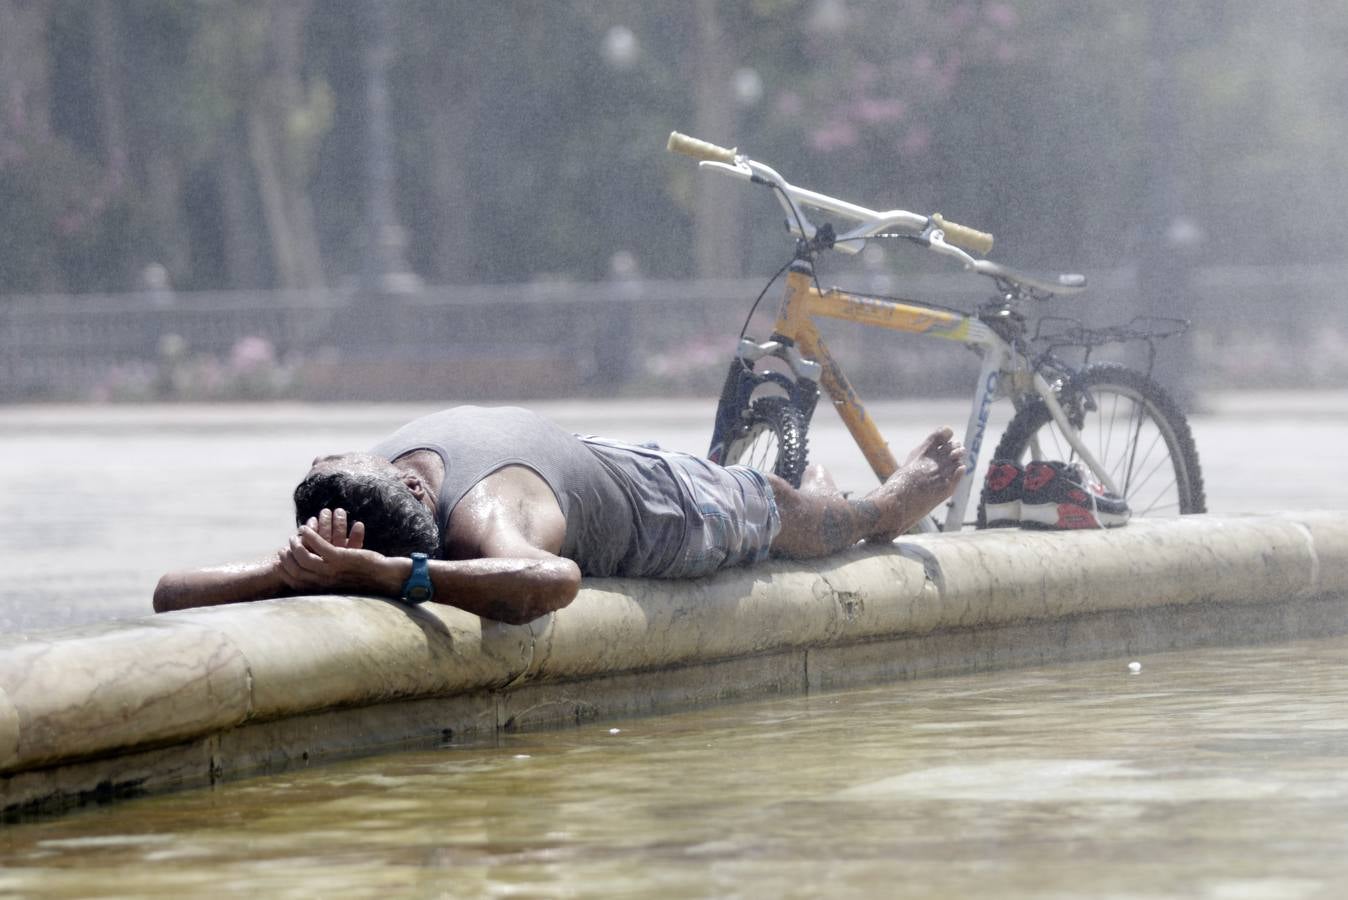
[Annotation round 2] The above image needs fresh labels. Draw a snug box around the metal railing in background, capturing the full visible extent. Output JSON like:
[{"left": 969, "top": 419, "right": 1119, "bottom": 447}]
[{"left": 1, "top": 265, "right": 1344, "bottom": 403}]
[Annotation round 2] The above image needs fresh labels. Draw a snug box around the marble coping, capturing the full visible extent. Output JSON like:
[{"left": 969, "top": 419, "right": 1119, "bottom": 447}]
[{"left": 1, "top": 511, "right": 1345, "bottom": 782}]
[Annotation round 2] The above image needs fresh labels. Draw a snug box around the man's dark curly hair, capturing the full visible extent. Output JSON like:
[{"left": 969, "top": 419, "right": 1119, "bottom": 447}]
[{"left": 293, "top": 469, "right": 440, "bottom": 558}]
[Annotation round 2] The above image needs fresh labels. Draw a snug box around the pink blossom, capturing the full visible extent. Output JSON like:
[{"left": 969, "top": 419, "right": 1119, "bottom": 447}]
[
  {"left": 6, "top": 83, "right": 26, "bottom": 132},
  {"left": 229, "top": 336, "right": 277, "bottom": 374},
  {"left": 900, "top": 124, "right": 932, "bottom": 156},
  {"left": 775, "top": 91, "right": 804, "bottom": 117},
  {"left": 810, "top": 121, "right": 860, "bottom": 152},
  {"left": 985, "top": 3, "right": 1018, "bottom": 29},
  {"left": 0, "top": 139, "right": 25, "bottom": 167},
  {"left": 56, "top": 211, "right": 86, "bottom": 236},
  {"left": 852, "top": 97, "right": 907, "bottom": 124}
]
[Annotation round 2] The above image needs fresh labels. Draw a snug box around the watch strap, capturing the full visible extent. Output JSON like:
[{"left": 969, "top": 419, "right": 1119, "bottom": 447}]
[{"left": 400, "top": 552, "right": 434, "bottom": 604}]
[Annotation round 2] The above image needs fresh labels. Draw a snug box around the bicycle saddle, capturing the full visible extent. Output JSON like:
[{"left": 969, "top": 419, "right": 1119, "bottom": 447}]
[{"left": 970, "top": 259, "right": 1088, "bottom": 296}]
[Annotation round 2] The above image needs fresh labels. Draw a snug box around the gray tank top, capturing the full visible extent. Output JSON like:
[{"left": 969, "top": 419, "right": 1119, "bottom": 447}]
[{"left": 369, "top": 406, "right": 686, "bottom": 577}]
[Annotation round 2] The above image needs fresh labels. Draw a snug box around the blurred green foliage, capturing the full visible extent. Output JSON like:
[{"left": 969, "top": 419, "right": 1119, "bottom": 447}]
[{"left": 0, "top": 0, "right": 1345, "bottom": 294}]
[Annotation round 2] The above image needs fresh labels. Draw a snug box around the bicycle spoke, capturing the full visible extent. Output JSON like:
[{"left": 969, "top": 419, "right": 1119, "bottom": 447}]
[
  {"left": 1101, "top": 390, "right": 1121, "bottom": 466},
  {"left": 1109, "top": 421, "right": 1161, "bottom": 492},
  {"left": 1124, "top": 399, "right": 1150, "bottom": 496},
  {"left": 737, "top": 424, "right": 781, "bottom": 475},
  {"left": 1126, "top": 449, "right": 1178, "bottom": 507},
  {"left": 1122, "top": 431, "right": 1170, "bottom": 496}
]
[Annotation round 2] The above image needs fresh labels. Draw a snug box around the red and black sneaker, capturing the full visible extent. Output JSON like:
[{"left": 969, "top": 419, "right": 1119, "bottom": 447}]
[
  {"left": 982, "top": 459, "right": 1023, "bottom": 527},
  {"left": 1020, "top": 460, "right": 1130, "bottom": 530}
]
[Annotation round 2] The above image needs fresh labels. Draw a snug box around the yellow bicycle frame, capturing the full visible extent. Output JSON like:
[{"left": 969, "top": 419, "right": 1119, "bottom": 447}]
[{"left": 771, "top": 267, "right": 978, "bottom": 483}]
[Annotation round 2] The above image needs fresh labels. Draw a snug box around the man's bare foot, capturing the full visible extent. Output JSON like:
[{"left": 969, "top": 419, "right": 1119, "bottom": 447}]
[
  {"left": 765, "top": 428, "right": 968, "bottom": 561},
  {"left": 863, "top": 427, "right": 968, "bottom": 542}
]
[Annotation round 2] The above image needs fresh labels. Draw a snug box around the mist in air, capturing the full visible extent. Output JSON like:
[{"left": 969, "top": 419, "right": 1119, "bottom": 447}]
[{"left": 1, "top": 1, "right": 1344, "bottom": 402}]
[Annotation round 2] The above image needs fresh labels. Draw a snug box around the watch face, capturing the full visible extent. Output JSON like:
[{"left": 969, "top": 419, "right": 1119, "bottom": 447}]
[{"left": 406, "top": 585, "right": 432, "bottom": 604}]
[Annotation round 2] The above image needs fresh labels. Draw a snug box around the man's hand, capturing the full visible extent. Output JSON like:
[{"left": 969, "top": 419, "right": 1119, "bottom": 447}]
[
  {"left": 313, "top": 506, "right": 365, "bottom": 550},
  {"left": 276, "top": 507, "right": 395, "bottom": 595}
]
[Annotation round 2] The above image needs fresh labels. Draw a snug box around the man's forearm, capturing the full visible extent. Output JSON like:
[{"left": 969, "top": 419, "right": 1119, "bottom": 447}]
[
  {"left": 154, "top": 548, "right": 581, "bottom": 625},
  {"left": 423, "top": 556, "right": 582, "bottom": 625},
  {"left": 153, "top": 559, "right": 292, "bottom": 613},
  {"left": 287, "top": 552, "right": 580, "bottom": 623}
]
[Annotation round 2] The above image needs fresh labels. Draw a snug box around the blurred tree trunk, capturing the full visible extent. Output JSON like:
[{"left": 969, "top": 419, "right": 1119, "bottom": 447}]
[
  {"left": 90, "top": 0, "right": 127, "bottom": 184},
  {"left": 0, "top": 0, "right": 57, "bottom": 289},
  {"left": 249, "top": 0, "right": 325, "bottom": 290},
  {"left": 218, "top": 122, "right": 266, "bottom": 288},
  {"left": 361, "top": 0, "right": 416, "bottom": 291},
  {"left": 0, "top": 0, "right": 52, "bottom": 144},
  {"left": 1137, "top": 0, "right": 1197, "bottom": 397},
  {"left": 143, "top": 146, "right": 191, "bottom": 281},
  {"left": 420, "top": 46, "right": 474, "bottom": 283},
  {"left": 249, "top": 107, "right": 304, "bottom": 288},
  {"left": 113, "top": 2, "right": 192, "bottom": 288},
  {"left": 692, "top": 0, "right": 742, "bottom": 279},
  {"left": 126, "top": 2, "right": 190, "bottom": 286}
]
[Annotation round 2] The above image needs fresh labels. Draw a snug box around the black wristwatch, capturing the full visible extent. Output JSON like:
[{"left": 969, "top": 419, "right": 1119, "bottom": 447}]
[{"left": 400, "top": 552, "right": 434, "bottom": 605}]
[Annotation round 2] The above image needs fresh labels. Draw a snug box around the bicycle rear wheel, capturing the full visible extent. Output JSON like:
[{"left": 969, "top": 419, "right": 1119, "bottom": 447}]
[
  {"left": 722, "top": 396, "right": 810, "bottom": 488},
  {"left": 981, "top": 363, "right": 1205, "bottom": 524}
]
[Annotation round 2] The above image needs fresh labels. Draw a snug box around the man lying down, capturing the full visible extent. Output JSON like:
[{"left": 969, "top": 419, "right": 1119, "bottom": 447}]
[{"left": 154, "top": 405, "right": 966, "bottom": 624}]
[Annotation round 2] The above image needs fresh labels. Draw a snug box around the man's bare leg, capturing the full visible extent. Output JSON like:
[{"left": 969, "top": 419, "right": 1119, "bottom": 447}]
[
  {"left": 768, "top": 427, "right": 967, "bottom": 560},
  {"left": 797, "top": 462, "right": 842, "bottom": 498}
]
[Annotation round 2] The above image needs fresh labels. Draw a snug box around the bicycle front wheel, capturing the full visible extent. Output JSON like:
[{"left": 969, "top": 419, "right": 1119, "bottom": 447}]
[
  {"left": 722, "top": 396, "right": 810, "bottom": 488},
  {"left": 983, "top": 363, "right": 1206, "bottom": 522}
]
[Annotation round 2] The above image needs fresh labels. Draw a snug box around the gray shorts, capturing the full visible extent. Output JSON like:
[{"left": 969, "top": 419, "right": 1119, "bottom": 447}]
[
  {"left": 582, "top": 438, "right": 782, "bottom": 579},
  {"left": 663, "top": 457, "right": 782, "bottom": 578}
]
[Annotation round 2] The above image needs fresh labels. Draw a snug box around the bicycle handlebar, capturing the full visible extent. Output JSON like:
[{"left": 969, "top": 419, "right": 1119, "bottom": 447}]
[
  {"left": 667, "top": 131, "right": 738, "bottom": 164},
  {"left": 666, "top": 131, "right": 994, "bottom": 257},
  {"left": 930, "top": 213, "right": 995, "bottom": 256}
]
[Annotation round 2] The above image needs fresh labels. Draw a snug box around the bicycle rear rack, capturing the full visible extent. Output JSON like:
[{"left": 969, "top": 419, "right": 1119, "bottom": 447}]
[{"left": 1033, "top": 315, "right": 1190, "bottom": 378}]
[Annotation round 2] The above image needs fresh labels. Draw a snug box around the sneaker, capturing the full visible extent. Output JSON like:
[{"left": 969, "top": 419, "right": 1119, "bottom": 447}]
[
  {"left": 1020, "top": 460, "right": 1130, "bottom": 529},
  {"left": 982, "top": 459, "right": 1023, "bottom": 527}
]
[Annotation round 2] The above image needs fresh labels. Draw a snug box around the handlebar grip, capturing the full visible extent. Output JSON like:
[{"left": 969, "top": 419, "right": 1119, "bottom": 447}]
[
  {"left": 930, "top": 213, "right": 995, "bottom": 256},
  {"left": 667, "top": 131, "right": 738, "bottom": 164}
]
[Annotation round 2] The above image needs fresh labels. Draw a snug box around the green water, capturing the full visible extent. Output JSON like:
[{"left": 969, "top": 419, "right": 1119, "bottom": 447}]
[{"left": 4, "top": 637, "right": 1348, "bottom": 898}]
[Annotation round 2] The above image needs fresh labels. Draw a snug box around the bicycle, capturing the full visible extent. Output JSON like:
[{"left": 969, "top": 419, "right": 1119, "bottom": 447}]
[{"left": 666, "top": 131, "right": 1206, "bottom": 531}]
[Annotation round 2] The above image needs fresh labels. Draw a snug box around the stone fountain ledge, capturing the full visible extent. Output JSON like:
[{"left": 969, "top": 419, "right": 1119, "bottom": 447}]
[{"left": 4, "top": 511, "right": 1347, "bottom": 817}]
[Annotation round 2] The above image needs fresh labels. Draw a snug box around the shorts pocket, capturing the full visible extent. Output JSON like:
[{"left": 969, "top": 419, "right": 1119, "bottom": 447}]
[{"left": 664, "top": 506, "right": 730, "bottom": 579}]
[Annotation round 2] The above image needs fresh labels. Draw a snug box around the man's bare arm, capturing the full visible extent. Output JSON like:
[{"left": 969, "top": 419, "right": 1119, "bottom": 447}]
[
  {"left": 155, "top": 488, "right": 582, "bottom": 624},
  {"left": 152, "top": 508, "right": 365, "bottom": 613},
  {"left": 152, "top": 538, "right": 579, "bottom": 625},
  {"left": 153, "top": 558, "right": 295, "bottom": 613},
  {"left": 277, "top": 522, "right": 581, "bottom": 625},
  {"left": 364, "top": 553, "right": 580, "bottom": 625}
]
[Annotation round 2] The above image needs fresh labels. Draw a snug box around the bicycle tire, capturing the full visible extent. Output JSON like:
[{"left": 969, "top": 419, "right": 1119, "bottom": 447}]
[
  {"left": 722, "top": 396, "right": 810, "bottom": 488},
  {"left": 979, "top": 363, "right": 1206, "bottom": 526}
]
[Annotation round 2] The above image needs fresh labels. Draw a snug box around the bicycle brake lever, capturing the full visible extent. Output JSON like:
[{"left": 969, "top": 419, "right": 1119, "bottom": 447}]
[{"left": 924, "top": 228, "right": 979, "bottom": 269}]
